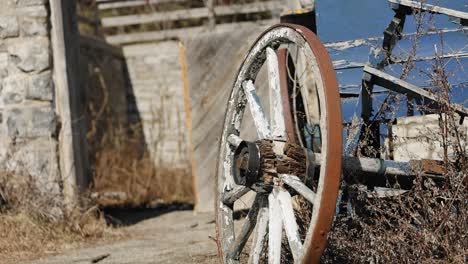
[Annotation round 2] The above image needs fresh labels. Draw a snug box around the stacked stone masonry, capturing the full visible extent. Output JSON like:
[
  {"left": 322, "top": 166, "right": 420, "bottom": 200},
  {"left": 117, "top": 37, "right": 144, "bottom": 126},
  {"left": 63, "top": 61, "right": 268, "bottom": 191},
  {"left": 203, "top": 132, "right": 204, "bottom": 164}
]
[
  {"left": 123, "top": 42, "right": 189, "bottom": 168},
  {"left": 0, "top": 0, "right": 60, "bottom": 195}
]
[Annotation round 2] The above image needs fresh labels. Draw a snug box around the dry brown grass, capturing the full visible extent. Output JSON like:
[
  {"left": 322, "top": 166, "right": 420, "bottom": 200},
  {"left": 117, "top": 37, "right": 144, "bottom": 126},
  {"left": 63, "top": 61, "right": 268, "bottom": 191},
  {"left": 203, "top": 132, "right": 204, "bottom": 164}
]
[
  {"left": 90, "top": 126, "right": 194, "bottom": 207},
  {"left": 85, "top": 64, "right": 194, "bottom": 208},
  {"left": 0, "top": 173, "right": 121, "bottom": 264}
]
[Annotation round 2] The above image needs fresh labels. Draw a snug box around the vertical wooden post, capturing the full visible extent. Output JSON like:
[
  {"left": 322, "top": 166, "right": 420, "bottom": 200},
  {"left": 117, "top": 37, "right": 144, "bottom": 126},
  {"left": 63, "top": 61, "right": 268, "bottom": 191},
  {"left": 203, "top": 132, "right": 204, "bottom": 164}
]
[
  {"left": 92, "top": 3, "right": 100, "bottom": 36},
  {"left": 205, "top": 0, "right": 216, "bottom": 29},
  {"left": 50, "top": 0, "right": 88, "bottom": 205},
  {"left": 179, "top": 42, "right": 199, "bottom": 208}
]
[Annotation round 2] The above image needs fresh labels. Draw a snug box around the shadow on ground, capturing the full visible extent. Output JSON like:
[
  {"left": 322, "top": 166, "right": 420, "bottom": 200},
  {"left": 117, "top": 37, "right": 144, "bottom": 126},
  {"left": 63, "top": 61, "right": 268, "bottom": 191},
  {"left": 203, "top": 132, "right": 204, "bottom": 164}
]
[{"left": 103, "top": 203, "right": 194, "bottom": 227}]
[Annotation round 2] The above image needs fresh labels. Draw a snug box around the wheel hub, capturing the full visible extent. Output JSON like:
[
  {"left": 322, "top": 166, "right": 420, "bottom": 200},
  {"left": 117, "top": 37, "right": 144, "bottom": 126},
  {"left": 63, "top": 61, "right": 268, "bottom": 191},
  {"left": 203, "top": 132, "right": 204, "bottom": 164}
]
[{"left": 232, "top": 139, "right": 312, "bottom": 192}]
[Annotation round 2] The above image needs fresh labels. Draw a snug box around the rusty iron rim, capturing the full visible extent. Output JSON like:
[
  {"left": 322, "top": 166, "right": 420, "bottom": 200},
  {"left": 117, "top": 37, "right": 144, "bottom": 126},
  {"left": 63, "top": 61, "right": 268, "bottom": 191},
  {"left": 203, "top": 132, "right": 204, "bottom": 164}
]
[{"left": 283, "top": 23, "right": 343, "bottom": 264}]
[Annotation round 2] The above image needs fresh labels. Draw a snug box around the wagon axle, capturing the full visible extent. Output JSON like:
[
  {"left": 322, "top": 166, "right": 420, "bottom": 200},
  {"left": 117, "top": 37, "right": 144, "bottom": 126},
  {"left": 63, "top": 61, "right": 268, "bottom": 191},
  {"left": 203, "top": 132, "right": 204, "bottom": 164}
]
[{"left": 232, "top": 138, "right": 446, "bottom": 196}]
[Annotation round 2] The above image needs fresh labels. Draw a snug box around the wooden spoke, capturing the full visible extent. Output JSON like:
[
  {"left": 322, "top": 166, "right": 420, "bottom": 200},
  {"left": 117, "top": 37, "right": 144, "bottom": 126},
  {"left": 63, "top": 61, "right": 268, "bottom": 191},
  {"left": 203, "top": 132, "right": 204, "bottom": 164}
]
[
  {"left": 280, "top": 174, "right": 316, "bottom": 205},
  {"left": 277, "top": 189, "right": 303, "bottom": 262},
  {"left": 228, "top": 195, "right": 267, "bottom": 260},
  {"left": 266, "top": 47, "right": 286, "bottom": 139},
  {"left": 248, "top": 207, "right": 269, "bottom": 264},
  {"left": 227, "top": 134, "right": 243, "bottom": 148},
  {"left": 243, "top": 80, "right": 272, "bottom": 139},
  {"left": 222, "top": 186, "right": 250, "bottom": 205},
  {"left": 268, "top": 189, "right": 283, "bottom": 264}
]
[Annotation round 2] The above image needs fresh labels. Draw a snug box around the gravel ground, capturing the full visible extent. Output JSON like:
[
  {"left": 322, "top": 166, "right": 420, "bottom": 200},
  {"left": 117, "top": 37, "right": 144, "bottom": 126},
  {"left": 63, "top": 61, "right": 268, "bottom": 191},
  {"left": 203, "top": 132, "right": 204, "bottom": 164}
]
[{"left": 26, "top": 210, "right": 219, "bottom": 264}]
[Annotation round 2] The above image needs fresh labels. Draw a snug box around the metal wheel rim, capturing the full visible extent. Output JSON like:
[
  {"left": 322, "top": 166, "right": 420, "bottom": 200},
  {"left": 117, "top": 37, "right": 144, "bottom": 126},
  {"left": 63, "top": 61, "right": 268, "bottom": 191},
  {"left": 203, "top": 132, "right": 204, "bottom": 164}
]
[{"left": 215, "top": 24, "right": 343, "bottom": 264}]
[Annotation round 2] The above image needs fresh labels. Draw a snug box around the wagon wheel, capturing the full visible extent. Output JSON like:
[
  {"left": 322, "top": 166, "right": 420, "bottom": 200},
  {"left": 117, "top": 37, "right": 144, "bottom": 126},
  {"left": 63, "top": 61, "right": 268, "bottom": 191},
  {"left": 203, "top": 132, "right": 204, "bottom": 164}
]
[{"left": 215, "top": 24, "right": 342, "bottom": 264}]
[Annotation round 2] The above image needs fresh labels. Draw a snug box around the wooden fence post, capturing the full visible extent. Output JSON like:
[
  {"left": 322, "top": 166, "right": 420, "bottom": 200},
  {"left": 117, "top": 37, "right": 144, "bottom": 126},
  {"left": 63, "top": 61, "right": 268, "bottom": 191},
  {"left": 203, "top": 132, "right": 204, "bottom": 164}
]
[
  {"left": 205, "top": 0, "right": 216, "bottom": 28},
  {"left": 50, "top": 0, "right": 88, "bottom": 206}
]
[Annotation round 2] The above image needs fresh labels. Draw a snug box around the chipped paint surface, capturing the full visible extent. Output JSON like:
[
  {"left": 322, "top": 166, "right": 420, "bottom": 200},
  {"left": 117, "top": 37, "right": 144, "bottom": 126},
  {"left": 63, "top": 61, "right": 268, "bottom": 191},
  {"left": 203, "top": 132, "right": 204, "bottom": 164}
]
[
  {"left": 227, "top": 134, "right": 243, "bottom": 148},
  {"left": 277, "top": 189, "right": 303, "bottom": 262},
  {"left": 281, "top": 174, "right": 316, "bottom": 204},
  {"left": 222, "top": 186, "right": 249, "bottom": 205},
  {"left": 223, "top": 142, "right": 235, "bottom": 191},
  {"left": 268, "top": 189, "right": 283, "bottom": 264},
  {"left": 324, "top": 38, "right": 371, "bottom": 50},
  {"left": 266, "top": 47, "right": 286, "bottom": 139},
  {"left": 243, "top": 80, "right": 272, "bottom": 139},
  {"left": 248, "top": 207, "right": 269, "bottom": 264}
]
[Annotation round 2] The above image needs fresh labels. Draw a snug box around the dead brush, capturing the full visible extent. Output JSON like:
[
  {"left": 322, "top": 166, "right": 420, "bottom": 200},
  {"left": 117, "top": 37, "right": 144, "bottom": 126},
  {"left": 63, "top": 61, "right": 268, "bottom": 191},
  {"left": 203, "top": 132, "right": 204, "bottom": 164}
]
[
  {"left": 90, "top": 125, "right": 194, "bottom": 207},
  {"left": 0, "top": 172, "right": 119, "bottom": 264},
  {"left": 323, "top": 11, "right": 467, "bottom": 263},
  {"left": 323, "top": 166, "right": 467, "bottom": 263}
]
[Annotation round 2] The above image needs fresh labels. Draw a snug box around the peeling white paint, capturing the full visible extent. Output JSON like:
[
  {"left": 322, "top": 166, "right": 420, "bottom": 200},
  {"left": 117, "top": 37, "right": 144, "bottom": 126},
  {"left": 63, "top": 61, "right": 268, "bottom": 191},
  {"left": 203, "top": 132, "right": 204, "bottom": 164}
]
[
  {"left": 277, "top": 189, "right": 303, "bottom": 262},
  {"left": 266, "top": 47, "right": 286, "bottom": 139},
  {"left": 227, "top": 134, "right": 243, "bottom": 148},
  {"left": 248, "top": 207, "right": 269, "bottom": 264},
  {"left": 243, "top": 80, "right": 272, "bottom": 139},
  {"left": 325, "top": 38, "right": 370, "bottom": 50},
  {"left": 268, "top": 189, "right": 283, "bottom": 264},
  {"left": 280, "top": 174, "right": 316, "bottom": 205}
]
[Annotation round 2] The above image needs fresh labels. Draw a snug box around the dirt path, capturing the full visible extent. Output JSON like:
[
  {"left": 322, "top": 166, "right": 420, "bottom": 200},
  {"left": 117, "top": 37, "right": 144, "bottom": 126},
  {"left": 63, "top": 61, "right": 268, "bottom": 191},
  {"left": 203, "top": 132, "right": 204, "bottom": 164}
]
[{"left": 27, "top": 210, "right": 219, "bottom": 264}]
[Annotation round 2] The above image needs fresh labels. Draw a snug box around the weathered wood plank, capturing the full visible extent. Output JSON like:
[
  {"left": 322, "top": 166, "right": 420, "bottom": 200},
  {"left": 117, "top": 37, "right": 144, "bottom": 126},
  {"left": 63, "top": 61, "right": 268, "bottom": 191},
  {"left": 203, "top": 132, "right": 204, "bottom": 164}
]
[
  {"left": 280, "top": 174, "right": 316, "bottom": 204},
  {"left": 227, "top": 195, "right": 266, "bottom": 260},
  {"left": 268, "top": 190, "right": 283, "bottom": 264},
  {"left": 222, "top": 186, "right": 250, "bottom": 205},
  {"left": 205, "top": 0, "right": 215, "bottom": 29},
  {"left": 244, "top": 80, "right": 272, "bottom": 139},
  {"left": 102, "top": 6, "right": 209, "bottom": 27},
  {"left": 363, "top": 65, "right": 468, "bottom": 117},
  {"left": 183, "top": 24, "right": 271, "bottom": 212},
  {"left": 389, "top": 0, "right": 468, "bottom": 25},
  {"left": 248, "top": 206, "right": 269, "bottom": 264},
  {"left": 107, "top": 19, "right": 274, "bottom": 45},
  {"left": 50, "top": 0, "right": 88, "bottom": 204},
  {"left": 277, "top": 189, "right": 303, "bottom": 262},
  {"left": 98, "top": 0, "right": 187, "bottom": 10},
  {"left": 266, "top": 47, "right": 286, "bottom": 139},
  {"left": 101, "top": 1, "right": 282, "bottom": 28}
]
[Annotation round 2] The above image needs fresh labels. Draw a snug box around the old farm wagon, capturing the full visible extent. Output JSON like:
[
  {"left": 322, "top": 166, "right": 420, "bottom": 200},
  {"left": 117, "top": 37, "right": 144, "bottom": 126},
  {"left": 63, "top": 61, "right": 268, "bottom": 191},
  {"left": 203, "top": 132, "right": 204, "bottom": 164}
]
[{"left": 214, "top": 0, "right": 467, "bottom": 263}]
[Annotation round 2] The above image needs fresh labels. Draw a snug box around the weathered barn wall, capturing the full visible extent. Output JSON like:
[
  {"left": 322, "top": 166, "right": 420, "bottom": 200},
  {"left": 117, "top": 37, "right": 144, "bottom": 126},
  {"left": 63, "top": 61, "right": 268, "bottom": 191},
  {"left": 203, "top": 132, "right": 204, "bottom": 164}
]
[
  {"left": 123, "top": 42, "right": 189, "bottom": 168},
  {"left": 0, "top": 0, "right": 61, "bottom": 194},
  {"left": 183, "top": 22, "right": 271, "bottom": 212}
]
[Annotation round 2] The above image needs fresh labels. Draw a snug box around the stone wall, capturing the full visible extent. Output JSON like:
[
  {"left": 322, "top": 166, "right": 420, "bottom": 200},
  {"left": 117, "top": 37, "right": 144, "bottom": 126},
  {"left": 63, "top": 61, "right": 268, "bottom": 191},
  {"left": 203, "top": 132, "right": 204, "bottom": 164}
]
[
  {"left": 123, "top": 42, "right": 189, "bottom": 168},
  {"left": 0, "top": 0, "right": 61, "bottom": 194},
  {"left": 387, "top": 114, "right": 468, "bottom": 162}
]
